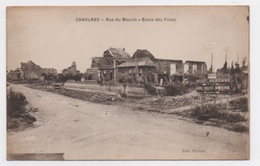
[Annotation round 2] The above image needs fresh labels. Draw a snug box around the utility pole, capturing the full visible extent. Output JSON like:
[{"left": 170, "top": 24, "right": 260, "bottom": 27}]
[{"left": 135, "top": 57, "right": 139, "bottom": 84}]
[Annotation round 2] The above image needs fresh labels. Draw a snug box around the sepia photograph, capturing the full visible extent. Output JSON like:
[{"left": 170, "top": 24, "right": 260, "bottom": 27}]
[{"left": 6, "top": 6, "right": 249, "bottom": 160}]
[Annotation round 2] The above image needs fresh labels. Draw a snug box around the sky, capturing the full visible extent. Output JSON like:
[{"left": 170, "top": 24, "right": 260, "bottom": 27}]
[{"left": 7, "top": 6, "right": 249, "bottom": 73}]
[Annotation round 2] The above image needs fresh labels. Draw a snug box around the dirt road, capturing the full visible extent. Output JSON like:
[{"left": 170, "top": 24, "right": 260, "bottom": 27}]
[{"left": 7, "top": 84, "right": 249, "bottom": 160}]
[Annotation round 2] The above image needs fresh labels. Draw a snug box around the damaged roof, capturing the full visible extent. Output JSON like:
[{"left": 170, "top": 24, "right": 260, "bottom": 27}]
[
  {"left": 104, "top": 47, "right": 131, "bottom": 59},
  {"left": 185, "top": 60, "right": 206, "bottom": 64},
  {"left": 118, "top": 57, "right": 156, "bottom": 68},
  {"left": 91, "top": 57, "right": 113, "bottom": 69},
  {"left": 133, "top": 49, "right": 155, "bottom": 59}
]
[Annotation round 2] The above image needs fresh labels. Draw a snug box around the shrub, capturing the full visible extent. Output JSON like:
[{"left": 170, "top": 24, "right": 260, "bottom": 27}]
[
  {"left": 229, "top": 97, "right": 248, "bottom": 112},
  {"left": 144, "top": 83, "right": 158, "bottom": 95},
  {"left": 7, "top": 90, "right": 28, "bottom": 118},
  {"left": 165, "top": 85, "right": 188, "bottom": 96},
  {"left": 189, "top": 103, "right": 246, "bottom": 123},
  {"left": 7, "top": 90, "right": 36, "bottom": 130}
]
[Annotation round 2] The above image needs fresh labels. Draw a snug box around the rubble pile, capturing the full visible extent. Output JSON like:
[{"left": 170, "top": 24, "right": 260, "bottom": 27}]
[
  {"left": 26, "top": 83, "right": 124, "bottom": 103},
  {"left": 26, "top": 84, "right": 53, "bottom": 91},
  {"left": 58, "top": 89, "right": 115, "bottom": 103},
  {"left": 138, "top": 96, "right": 193, "bottom": 109}
]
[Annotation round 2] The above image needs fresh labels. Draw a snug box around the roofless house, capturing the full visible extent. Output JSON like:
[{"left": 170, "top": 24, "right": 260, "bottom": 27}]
[{"left": 86, "top": 47, "right": 131, "bottom": 82}]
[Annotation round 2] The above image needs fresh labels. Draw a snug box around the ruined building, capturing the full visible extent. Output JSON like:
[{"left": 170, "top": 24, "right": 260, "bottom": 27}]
[
  {"left": 7, "top": 60, "right": 57, "bottom": 81},
  {"left": 21, "top": 60, "right": 42, "bottom": 80},
  {"left": 62, "top": 61, "right": 79, "bottom": 76},
  {"left": 86, "top": 47, "right": 131, "bottom": 82},
  {"left": 7, "top": 68, "right": 24, "bottom": 81},
  {"left": 85, "top": 48, "right": 208, "bottom": 85},
  {"left": 184, "top": 61, "right": 207, "bottom": 77}
]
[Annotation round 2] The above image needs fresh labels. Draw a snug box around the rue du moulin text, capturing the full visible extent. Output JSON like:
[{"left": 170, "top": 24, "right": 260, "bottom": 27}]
[{"left": 76, "top": 17, "right": 176, "bottom": 22}]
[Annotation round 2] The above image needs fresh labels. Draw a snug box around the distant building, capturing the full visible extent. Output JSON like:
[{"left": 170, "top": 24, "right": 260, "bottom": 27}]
[
  {"left": 42, "top": 68, "right": 58, "bottom": 76},
  {"left": 184, "top": 61, "right": 207, "bottom": 77},
  {"left": 62, "top": 61, "right": 78, "bottom": 76},
  {"left": 7, "top": 60, "right": 58, "bottom": 81},
  {"left": 7, "top": 68, "right": 24, "bottom": 81},
  {"left": 21, "top": 60, "right": 42, "bottom": 80}
]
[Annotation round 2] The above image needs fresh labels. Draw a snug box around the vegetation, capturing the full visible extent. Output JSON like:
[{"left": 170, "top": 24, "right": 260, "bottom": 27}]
[
  {"left": 55, "top": 73, "right": 83, "bottom": 82},
  {"left": 229, "top": 97, "right": 248, "bottom": 112},
  {"left": 188, "top": 104, "right": 246, "bottom": 123},
  {"left": 7, "top": 90, "right": 36, "bottom": 130},
  {"left": 165, "top": 85, "right": 188, "bottom": 96},
  {"left": 175, "top": 101, "right": 249, "bottom": 133},
  {"left": 144, "top": 83, "right": 158, "bottom": 95}
]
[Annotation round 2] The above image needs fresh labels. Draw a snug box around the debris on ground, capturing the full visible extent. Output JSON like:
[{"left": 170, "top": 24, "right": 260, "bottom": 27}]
[{"left": 24, "top": 83, "right": 249, "bottom": 133}]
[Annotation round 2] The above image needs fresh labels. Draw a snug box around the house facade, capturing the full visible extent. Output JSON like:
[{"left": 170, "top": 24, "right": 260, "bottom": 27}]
[
  {"left": 117, "top": 57, "right": 156, "bottom": 83},
  {"left": 184, "top": 61, "right": 207, "bottom": 77}
]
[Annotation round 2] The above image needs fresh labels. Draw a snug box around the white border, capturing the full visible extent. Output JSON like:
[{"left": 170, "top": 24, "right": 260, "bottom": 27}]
[{"left": 1, "top": 1, "right": 260, "bottom": 166}]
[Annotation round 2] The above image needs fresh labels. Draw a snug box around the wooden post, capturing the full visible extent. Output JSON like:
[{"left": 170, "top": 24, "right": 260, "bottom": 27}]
[
  {"left": 200, "top": 94, "right": 203, "bottom": 110},
  {"left": 113, "top": 59, "right": 117, "bottom": 83},
  {"left": 226, "top": 95, "right": 229, "bottom": 110},
  {"left": 135, "top": 58, "right": 139, "bottom": 84}
]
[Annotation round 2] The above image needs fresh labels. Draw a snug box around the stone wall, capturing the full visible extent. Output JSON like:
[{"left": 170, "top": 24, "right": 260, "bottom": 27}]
[{"left": 64, "top": 82, "right": 148, "bottom": 96}]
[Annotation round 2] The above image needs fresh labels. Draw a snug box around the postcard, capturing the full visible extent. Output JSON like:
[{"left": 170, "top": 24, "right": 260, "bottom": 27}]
[{"left": 6, "top": 6, "right": 249, "bottom": 160}]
